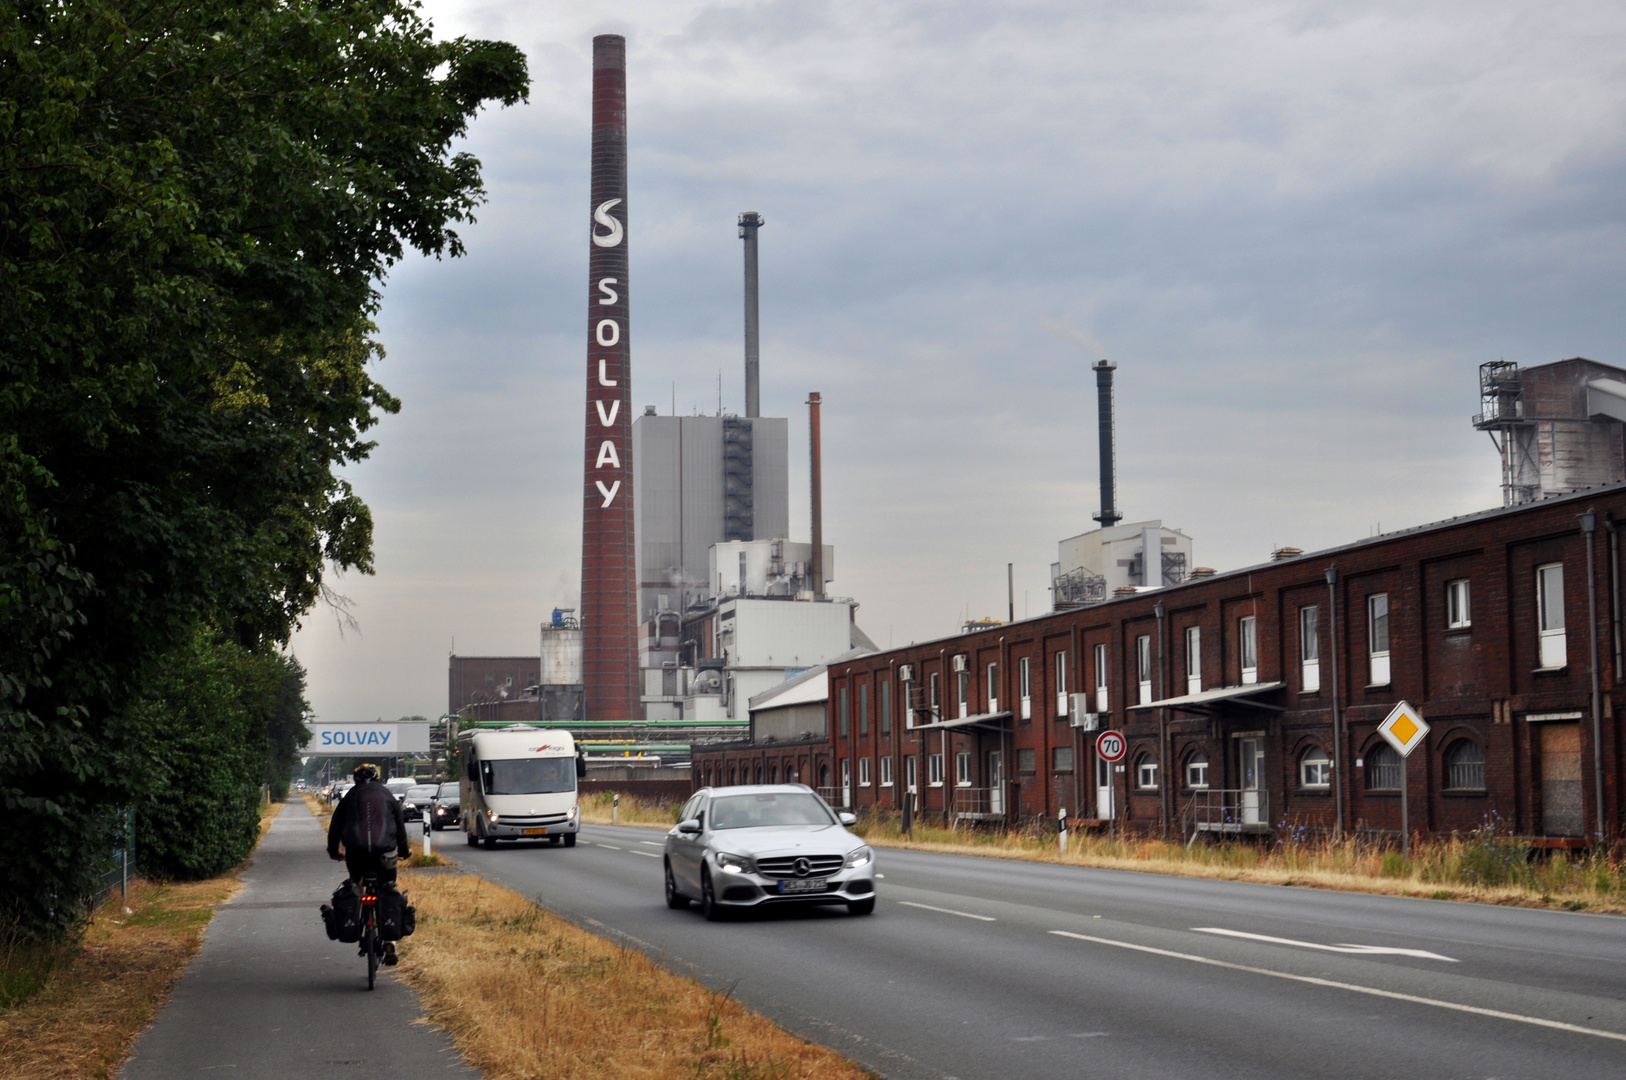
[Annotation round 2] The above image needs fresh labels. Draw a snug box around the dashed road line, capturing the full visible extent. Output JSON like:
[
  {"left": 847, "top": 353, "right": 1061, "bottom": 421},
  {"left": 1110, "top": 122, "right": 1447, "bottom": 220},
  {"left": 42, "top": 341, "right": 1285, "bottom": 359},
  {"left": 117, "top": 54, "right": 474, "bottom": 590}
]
[
  {"left": 1049, "top": 931, "right": 1626, "bottom": 1043},
  {"left": 630, "top": 850, "right": 661, "bottom": 858},
  {"left": 897, "top": 901, "right": 995, "bottom": 922},
  {"left": 1191, "top": 927, "right": 1457, "bottom": 962},
  {"left": 594, "top": 843, "right": 622, "bottom": 849}
]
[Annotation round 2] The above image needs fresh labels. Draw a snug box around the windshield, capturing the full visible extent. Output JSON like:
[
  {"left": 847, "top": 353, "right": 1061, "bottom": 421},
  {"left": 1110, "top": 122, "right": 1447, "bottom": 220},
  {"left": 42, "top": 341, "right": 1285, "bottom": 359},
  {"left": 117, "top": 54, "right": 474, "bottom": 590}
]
[
  {"left": 709, "top": 793, "right": 836, "bottom": 831},
  {"left": 481, "top": 756, "right": 575, "bottom": 796}
]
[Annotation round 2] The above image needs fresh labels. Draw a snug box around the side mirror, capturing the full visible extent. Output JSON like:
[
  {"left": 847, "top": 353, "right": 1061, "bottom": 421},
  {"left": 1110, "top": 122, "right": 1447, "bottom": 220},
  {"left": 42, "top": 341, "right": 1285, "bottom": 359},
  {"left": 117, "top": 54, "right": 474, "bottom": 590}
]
[
  {"left": 676, "top": 818, "right": 702, "bottom": 835},
  {"left": 576, "top": 751, "right": 588, "bottom": 779},
  {"left": 838, "top": 812, "right": 857, "bottom": 827}
]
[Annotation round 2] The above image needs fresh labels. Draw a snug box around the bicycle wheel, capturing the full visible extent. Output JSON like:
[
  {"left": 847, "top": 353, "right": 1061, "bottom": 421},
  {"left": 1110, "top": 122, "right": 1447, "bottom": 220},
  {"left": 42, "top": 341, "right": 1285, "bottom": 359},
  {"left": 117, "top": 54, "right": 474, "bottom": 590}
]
[{"left": 364, "top": 918, "right": 378, "bottom": 990}]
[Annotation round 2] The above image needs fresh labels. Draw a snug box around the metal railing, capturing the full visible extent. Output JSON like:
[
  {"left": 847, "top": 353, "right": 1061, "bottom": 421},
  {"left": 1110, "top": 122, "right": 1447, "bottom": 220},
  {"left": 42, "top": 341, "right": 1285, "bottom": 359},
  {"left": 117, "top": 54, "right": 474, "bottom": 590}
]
[
  {"left": 951, "top": 786, "right": 1005, "bottom": 824},
  {"left": 1181, "top": 789, "right": 1271, "bottom": 842},
  {"left": 816, "top": 786, "right": 850, "bottom": 809}
]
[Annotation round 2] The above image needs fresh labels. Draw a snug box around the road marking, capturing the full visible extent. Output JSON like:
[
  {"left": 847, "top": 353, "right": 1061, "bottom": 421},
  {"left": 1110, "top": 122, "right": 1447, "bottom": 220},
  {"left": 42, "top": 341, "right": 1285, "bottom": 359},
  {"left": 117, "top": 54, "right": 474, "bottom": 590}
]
[
  {"left": 639, "top": 840, "right": 663, "bottom": 847},
  {"left": 630, "top": 850, "right": 661, "bottom": 858},
  {"left": 595, "top": 844, "right": 622, "bottom": 850},
  {"left": 1192, "top": 927, "right": 1457, "bottom": 962},
  {"left": 898, "top": 901, "right": 995, "bottom": 922},
  {"left": 1049, "top": 931, "right": 1626, "bottom": 1043}
]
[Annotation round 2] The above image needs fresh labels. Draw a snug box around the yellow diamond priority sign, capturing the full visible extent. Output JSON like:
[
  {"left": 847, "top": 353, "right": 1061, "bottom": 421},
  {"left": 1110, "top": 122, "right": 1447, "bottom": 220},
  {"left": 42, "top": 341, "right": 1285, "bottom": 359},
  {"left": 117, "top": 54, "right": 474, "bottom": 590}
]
[{"left": 1377, "top": 700, "right": 1430, "bottom": 758}]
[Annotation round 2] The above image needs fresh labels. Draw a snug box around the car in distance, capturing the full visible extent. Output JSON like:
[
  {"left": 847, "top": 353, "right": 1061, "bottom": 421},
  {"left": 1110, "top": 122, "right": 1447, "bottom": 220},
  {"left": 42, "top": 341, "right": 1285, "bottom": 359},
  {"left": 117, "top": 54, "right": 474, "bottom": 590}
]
[
  {"left": 663, "top": 785, "right": 875, "bottom": 920},
  {"left": 429, "top": 783, "right": 461, "bottom": 830},
  {"left": 402, "top": 783, "right": 439, "bottom": 823}
]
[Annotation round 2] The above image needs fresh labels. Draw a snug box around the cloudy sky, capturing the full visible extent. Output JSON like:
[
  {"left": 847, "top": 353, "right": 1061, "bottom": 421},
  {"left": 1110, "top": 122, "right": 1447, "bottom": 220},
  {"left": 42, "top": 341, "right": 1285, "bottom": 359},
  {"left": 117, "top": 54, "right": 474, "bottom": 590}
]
[{"left": 289, "top": 0, "right": 1626, "bottom": 723}]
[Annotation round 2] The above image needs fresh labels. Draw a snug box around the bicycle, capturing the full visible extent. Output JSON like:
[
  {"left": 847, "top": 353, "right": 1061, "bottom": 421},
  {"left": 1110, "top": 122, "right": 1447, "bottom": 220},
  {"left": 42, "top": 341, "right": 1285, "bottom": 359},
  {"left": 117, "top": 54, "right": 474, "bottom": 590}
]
[{"left": 358, "top": 874, "right": 382, "bottom": 990}]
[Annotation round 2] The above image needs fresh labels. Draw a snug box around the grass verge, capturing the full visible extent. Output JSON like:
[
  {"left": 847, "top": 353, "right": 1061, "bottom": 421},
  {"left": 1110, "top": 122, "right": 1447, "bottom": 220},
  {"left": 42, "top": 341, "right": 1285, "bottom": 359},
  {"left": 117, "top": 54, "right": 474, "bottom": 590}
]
[
  {"left": 395, "top": 868, "right": 874, "bottom": 1080},
  {"left": 579, "top": 790, "right": 682, "bottom": 828},
  {"left": 0, "top": 801, "right": 283, "bottom": 1080},
  {"left": 846, "top": 813, "right": 1626, "bottom": 913}
]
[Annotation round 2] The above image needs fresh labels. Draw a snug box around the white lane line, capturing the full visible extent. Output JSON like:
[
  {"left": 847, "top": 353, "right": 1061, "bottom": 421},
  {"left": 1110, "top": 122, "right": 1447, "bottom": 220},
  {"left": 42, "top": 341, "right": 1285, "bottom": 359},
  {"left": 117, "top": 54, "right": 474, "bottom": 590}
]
[
  {"left": 630, "top": 850, "right": 661, "bottom": 858},
  {"left": 639, "top": 841, "right": 663, "bottom": 847},
  {"left": 1192, "top": 927, "right": 1457, "bottom": 962},
  {"left": 897, "top": 900, "right": 995, "bottom": 922},
  {"left": 1050, "top": 931, "right": 1626, "bottom": 1044},
  {"left": 595, "top": 844, "right": 622, "bottom": 850}
]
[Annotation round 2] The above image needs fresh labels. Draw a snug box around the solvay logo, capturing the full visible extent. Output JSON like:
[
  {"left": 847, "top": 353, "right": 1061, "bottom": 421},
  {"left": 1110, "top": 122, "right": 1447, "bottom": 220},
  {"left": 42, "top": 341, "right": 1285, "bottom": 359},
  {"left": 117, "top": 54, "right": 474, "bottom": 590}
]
[{"left": 592, "top": 199, "right": 624, "bottom": 247}]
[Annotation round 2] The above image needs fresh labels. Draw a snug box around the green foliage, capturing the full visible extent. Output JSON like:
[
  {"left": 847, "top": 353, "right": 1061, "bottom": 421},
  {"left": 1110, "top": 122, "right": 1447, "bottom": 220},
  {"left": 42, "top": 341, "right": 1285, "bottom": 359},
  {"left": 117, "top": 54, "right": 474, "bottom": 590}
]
[
  {"left": 132, "top": 627, "right": 279, "bottom": 881},
  {"left": 0, "top": 0, "right": 528, "bottom": 939},
  {"left": 1449, "top": 813, "right": 1531, "bottom": 888},
  {"left": 264, "top": 657, "right": 312, "bottom": 801}
]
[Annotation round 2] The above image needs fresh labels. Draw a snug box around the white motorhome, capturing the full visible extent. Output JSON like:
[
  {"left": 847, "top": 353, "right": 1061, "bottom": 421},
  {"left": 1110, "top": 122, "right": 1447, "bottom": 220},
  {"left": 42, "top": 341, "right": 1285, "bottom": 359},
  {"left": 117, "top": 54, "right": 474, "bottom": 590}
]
[{"left": 457, "top": 726, "right": 585, "bottom": 848}]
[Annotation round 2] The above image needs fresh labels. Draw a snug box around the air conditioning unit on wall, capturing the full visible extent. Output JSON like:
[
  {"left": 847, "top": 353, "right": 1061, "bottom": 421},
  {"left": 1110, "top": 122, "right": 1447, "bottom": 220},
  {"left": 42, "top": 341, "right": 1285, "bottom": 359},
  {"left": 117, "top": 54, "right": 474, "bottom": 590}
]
[
  {"left": 898, "top": 664, "right": 912, "bottom": 682},
  {"left": 951, "top": 655, "right": 968, "bottom": 673},
  {"left": 1070, "top": 704, "right": 1099, "bottom": 731}
]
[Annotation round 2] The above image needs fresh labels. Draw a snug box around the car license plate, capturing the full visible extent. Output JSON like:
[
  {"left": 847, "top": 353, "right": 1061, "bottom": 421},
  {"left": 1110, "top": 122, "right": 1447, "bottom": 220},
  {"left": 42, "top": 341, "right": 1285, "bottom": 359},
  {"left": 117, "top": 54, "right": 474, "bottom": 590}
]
[
  {"left": 778, "top": 878, "right": 827, "bottom": 894},
  {"left": 523, "top": 828, "right": 546, "bottom": 836}
]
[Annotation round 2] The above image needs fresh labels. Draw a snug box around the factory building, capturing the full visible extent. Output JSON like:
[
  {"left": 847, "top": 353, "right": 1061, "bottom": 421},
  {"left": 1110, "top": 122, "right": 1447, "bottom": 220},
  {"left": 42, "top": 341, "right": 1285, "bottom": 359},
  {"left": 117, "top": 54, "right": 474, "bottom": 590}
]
[
  {"left": 1052, "top": 520, "right": 1196, "bottom": 608},
  {"left": 1475, "top": 357, "right": 1626, "bottom": 506}
]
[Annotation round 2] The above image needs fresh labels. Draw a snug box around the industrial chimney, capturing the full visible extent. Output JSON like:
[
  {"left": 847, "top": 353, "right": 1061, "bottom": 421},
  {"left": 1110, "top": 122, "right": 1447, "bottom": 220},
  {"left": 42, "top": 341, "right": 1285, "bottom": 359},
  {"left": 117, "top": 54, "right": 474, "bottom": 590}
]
[
  {"left": 808, "top": 392, "right": 824, "bottom": 598},
  {"left": 739, "top": 212, "right": 764, "bottom": 418},
  {"left": 1091, "top": 359, "right": 1123, "bottom": 529},
  {"left": 578, "top": 35, "right": 640, "bottom": 722}
]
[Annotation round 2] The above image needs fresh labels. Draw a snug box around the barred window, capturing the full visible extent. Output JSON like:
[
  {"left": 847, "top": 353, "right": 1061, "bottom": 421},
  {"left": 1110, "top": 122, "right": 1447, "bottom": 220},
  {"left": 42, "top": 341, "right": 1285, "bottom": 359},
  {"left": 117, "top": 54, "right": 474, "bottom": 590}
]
[
  {"left": 1444, "top": 740, "right": 1486, "bottom": 791},
  {"left": 1018, "top": 748, "right": 1036, "bottom": 773},
  {"left": 1366, "top": 744, "right": 1402, "bottom": 790},
  {"left": 1053, "top": 746, "right": 1074, "bottom": 773}
]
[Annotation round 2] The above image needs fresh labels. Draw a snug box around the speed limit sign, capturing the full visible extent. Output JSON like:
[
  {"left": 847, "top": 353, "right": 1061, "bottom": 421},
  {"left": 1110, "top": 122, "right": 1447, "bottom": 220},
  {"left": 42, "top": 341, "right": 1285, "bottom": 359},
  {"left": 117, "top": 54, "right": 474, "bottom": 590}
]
[{"left": 1095, "top": 730, "right": 1127, "bottom": 762}]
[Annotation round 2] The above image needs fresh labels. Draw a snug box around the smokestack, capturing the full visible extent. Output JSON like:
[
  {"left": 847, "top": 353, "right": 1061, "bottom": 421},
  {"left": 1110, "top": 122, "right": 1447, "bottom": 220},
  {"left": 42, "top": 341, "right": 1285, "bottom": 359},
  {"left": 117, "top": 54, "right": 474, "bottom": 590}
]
[
  {"left": 808, "top": 392, "right": 824, "bottom": 598},
  {"left": 1091, "top": 359, "right": 1122, "bottom": 529},
  {"left": 579, "top": 35, "right": 639, "bottom": 721},
  {"left": 739, "top": 212, "right": 764, "bottom": 418}
]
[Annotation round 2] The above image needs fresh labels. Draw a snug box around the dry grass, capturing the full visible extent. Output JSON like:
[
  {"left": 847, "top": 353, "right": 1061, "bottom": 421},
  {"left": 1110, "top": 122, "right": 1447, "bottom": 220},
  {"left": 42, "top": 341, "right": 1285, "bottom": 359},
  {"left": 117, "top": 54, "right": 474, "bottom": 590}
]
[
  {"left": 0, "top": 803, "right": 287, "bottom": 1080},
  {"left": 847, "top": 814, "right": 1626, "bottom": 913},
  {"left": 578, "top": 790, "right": 683, "bottom": 828},
  {"left": 395, "top": 868, "right": 875, "bottom": 1080}
]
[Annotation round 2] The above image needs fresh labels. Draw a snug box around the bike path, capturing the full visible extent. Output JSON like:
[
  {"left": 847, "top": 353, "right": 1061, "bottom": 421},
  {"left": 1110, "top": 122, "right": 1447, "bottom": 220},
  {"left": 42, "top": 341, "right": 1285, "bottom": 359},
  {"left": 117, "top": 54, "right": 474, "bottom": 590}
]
[{"left": 118, "top": 800, "right": 476, "bottom": 1080}]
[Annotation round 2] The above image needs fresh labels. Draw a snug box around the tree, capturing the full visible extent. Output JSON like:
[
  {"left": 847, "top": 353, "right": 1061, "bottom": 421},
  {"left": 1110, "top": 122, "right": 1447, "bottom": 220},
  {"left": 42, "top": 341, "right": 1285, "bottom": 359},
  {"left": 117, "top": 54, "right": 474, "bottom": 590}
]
[
  {"left": 265, "top": 656, "right": 313, "bottom": 802},
  {"left": 0, "top": 0, "right": 528, "bottom": 938}
]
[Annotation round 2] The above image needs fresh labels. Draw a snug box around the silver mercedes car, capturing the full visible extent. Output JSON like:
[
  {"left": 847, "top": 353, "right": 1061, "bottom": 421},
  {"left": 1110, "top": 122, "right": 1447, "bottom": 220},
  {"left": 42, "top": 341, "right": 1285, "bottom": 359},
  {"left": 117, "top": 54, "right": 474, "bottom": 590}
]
[{"left": 663, "top": 785, "right": 876, "bottom": 920}]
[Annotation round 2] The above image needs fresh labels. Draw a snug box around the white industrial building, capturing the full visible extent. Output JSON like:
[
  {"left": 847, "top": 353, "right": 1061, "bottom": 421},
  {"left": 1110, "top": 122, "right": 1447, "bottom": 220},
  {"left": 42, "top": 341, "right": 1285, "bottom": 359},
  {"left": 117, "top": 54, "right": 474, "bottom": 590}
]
[{"left": 1051, "top": 519, "right": 1196, "bottom": 609}]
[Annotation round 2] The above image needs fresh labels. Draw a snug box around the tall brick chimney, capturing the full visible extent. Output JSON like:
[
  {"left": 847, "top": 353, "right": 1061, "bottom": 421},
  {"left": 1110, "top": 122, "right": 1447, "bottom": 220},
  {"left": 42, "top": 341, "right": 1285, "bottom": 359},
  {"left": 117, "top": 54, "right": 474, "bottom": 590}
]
[{"left": 580, "top": 35, "right": 639, "bottom": 722}]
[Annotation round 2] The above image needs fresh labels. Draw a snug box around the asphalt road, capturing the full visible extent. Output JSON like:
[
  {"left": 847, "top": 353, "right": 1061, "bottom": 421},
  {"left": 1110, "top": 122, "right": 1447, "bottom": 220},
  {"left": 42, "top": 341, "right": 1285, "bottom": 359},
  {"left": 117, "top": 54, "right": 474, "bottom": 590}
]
[
  {"left": 118, "top": 802, "right": 474, "bottom": 1080},
  {"left": 455, "top": 824, "right": 1626, "bottom": 1080}
]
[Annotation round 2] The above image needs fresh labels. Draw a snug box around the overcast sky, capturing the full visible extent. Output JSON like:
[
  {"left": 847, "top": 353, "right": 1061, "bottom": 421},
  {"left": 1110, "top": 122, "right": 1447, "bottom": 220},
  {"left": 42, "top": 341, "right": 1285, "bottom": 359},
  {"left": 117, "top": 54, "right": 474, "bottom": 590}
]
[{"left": 288, "top": 0, "right": 1626, "bottom": 723}]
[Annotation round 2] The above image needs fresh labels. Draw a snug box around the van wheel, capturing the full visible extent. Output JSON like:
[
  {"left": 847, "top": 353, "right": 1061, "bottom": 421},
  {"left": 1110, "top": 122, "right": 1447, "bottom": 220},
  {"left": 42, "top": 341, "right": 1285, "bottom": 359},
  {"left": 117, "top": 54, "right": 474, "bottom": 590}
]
[
  {"left": 665, "top": 860, "right": 690, "bottom": 909},
  {"left": 701, "top": 869, "right": 725, "bottom": 922},
  {"left": 465, "top": 830, "right": 477, "bottom": 847},
  {"left": 481, "top": 835, "right": 496, "bottom": 850},
  {"left": 562, "top": 833, "right": 577, "bottom": 848}
]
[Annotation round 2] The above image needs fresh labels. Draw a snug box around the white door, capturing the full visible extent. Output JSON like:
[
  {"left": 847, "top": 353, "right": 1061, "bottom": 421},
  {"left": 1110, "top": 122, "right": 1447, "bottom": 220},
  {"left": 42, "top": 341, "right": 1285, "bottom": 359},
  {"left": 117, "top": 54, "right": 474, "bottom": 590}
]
[
  {"left": 1096, "top": 754, "right": 1114, "bottom": 819},
  {"left": 988, "top": 752, "right": 1004, "bottom": 814},
  {"left": 1240, "top": 738, "right": 1265, "bottom": 825}
]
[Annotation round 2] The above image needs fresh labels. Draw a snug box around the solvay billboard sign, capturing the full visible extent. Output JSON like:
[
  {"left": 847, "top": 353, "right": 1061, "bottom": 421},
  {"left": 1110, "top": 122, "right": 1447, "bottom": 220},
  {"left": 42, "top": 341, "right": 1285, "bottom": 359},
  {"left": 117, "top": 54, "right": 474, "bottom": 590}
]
[{"left": 306, "top": 722, "right": 429, "bottom": 756}]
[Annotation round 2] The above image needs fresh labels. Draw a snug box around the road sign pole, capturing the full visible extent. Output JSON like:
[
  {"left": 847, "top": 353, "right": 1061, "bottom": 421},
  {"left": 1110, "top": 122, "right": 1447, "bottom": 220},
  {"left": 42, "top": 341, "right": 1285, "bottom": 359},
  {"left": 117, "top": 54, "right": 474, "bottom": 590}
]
[{"left": 1401, "top": 754, "right": 1409, "bottom": 858}]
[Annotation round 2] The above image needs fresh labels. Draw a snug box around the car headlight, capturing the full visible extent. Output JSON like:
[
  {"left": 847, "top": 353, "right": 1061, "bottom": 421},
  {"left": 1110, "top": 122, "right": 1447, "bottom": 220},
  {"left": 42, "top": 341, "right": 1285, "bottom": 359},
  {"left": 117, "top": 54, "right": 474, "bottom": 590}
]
[
  {"left": 715, "top": 852, "right": 753, "bottom": 875},
  {"left": 844, "top": 846, "right": 873, "bottom": 869},
  {"left": 435, "top": 806, "right": 445, "bottom": 815}
]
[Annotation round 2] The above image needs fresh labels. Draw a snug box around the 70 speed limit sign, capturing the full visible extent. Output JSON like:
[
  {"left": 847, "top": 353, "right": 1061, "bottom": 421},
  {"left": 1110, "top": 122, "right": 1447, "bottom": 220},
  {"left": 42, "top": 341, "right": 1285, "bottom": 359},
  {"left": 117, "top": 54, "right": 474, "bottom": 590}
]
[{"left": 1095, "top": 730, "right": 1127, "bottom": 762}]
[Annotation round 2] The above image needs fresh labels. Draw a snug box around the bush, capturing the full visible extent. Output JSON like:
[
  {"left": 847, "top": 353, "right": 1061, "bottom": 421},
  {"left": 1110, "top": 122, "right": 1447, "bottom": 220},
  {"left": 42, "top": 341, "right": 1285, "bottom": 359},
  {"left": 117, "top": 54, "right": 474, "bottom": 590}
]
[{"left": 1453, "top": 813, "right": 1530, "bottom": 888}]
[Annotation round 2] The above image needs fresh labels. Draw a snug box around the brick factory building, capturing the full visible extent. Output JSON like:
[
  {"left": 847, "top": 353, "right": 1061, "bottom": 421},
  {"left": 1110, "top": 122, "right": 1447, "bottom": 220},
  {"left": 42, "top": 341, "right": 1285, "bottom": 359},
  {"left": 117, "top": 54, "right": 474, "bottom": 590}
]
[{"left": 695, "top": 482, "right": 1626, "bottom": 843}]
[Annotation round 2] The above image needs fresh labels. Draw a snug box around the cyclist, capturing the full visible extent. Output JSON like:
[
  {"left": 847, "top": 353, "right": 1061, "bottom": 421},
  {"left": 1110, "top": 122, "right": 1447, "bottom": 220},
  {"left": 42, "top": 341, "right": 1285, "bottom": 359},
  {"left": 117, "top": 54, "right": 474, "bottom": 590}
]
[{"left": 328, "top": 763, "right": 411, "bottom": 965}]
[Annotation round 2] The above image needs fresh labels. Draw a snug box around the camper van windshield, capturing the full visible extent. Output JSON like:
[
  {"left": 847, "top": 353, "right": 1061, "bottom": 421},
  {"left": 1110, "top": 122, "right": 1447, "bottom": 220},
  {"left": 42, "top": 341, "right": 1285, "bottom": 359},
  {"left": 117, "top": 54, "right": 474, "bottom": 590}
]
[{"left": 481, "top": 757, "right": 575, "bottom": 795}]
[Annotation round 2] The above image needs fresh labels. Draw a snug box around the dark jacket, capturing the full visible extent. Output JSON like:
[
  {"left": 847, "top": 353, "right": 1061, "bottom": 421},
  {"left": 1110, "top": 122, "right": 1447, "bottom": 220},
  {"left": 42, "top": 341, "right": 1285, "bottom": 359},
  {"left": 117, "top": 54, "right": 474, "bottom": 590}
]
[{"left": 328, "top": 779, "right": 411, "bottom": 859}]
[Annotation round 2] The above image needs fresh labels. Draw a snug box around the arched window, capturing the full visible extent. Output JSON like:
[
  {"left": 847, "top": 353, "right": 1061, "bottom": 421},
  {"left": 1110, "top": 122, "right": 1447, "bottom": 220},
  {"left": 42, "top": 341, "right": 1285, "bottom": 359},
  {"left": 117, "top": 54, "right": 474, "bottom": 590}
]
[
  {"left": 819, "top": 763, "right": 830, "bottom": 788},
  {"left": 1184, "top": 753, "right": 1209, "bottom": 789},
  {"left": 1300, "top": 746, "right": 1330, "bottom": 788},
  {"left": 770, "top": 763, "right": 779, "bottom": 784},
  {"left": 1444, "top": 740, "right": 1485, "bottom": 790},
  {"left": 1366, "top": 744, "right": 1401, "bottom": 790},
  {"left": 1135, "top": 753, "right": 1159, "bottom": 790}
]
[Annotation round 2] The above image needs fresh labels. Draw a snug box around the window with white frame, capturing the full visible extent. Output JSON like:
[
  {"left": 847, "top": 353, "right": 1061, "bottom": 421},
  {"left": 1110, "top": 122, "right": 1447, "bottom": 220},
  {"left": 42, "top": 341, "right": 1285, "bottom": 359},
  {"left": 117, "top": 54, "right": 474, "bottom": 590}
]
[
  {"left": 1018, "top": 656, "right": 1031, "bottom": 720},
  {"left": 1368, "top": 593, "right": 1390, "bottom": 685},
  {"left": 1094, "top": 643, "right": 1108, "bottom": 712},
  {"left": 906, "top": 755, "right": 918, "bottom": 792},
  {"left": 841, "top": 759, "right": 851, "bottom": 805},
  {"left": 1446, "top": 578, "right": 1471, "bottom": 629},
  {"left": 859, "top": 756, "right": 871, "bottom": 787},
  {"left": 1300, "top": 746, "right": 1330, "bottom": 788},
  {"left": 1185, "top": 626, "right": 1201, "bottom": 694},
  {"left": 956, "top": 751, "right": 972, "bottom": 786},
  {"left": 1300, "top": 606, "right": 1320, "bottom": 693},
  {"left": 928, "top": 753, "right": 944, "bottom": 786},
  {"left": 880, "top": 755, "right": 894, "bottom": 787},
  {"left": 986, "top": 661, "right": 999, "bottom": 713},
  {"left": 929, "top": 672, "right": 940, "bottom": 716},
  {"left": 1136, "top": 634, "right": 1153, "bottom": 705},
  {"left": 1537, "top": 563, "right": 1565, "bottom": 668},
  {"left": 1239, "top": 615, "right": 1258, "bottom": 685},
  {"left": 1185, "top": 753, "right": 1209, "bottom": 789},
  {"left": 902, "top": 668, "right": 915, "bottom": 727},
  {"left": 1135, "top": 753, "right": 1158, "bottom": 789},
  {"left": 957, "top": 669, "right": 970, "bottom": 718},
  {"left": 1055, "top": 651, "right": 1069, "bottom": 715}
]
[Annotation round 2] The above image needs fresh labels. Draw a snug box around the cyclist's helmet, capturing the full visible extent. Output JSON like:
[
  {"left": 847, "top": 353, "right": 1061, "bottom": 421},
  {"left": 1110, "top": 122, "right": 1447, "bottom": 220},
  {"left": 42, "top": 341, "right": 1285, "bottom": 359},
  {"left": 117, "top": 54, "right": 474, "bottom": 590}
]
[{"left": 352, "top": 763, "right": 380, "bottom": 782}]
